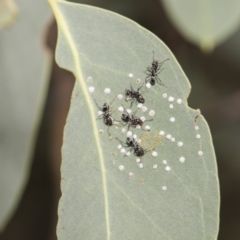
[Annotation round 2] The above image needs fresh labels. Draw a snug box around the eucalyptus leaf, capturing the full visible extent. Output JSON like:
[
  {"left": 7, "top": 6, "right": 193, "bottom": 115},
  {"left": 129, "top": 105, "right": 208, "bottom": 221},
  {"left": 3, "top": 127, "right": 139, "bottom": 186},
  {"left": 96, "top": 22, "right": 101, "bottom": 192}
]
[
  {"left": 0, "top": 0, "right": 18, "bottom": 30},
  {"left": 161, "top": 0, "right": 240, "bottom": 51},
  {"left": 0, "top": 0, "right": 51, "bottom": 231},
  {"left": 49, "top": 1, "right": 220, "bottom": 239}
]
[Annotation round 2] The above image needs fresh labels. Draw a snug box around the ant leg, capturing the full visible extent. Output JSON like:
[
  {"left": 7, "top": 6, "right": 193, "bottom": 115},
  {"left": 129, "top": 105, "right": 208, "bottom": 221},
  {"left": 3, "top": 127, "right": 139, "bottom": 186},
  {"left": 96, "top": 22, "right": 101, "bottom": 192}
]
[
  {"left": 141, "top": 126, "right": 150, "bottom": 131},
  {"left": 144, "top": 118, "right": 153, "bottom": 122},
  {"left": 156, "top": 76, "right": 166, "bottom": 87},
  {"left": 145, "top": 75, "right": 151, "bottom": 84},
  {"left": 96, "top": 114, "right": 103, "bottom": 120},
  {"left": 107, "top": 126, "right": 111, "bottom": 137},
  {"left": 160, "top": 58, "right": 169, "bottom": 64},
  {"left": 124, "top": 147, "right": 134, "bottom": 158},
  {"left": 93, "top": 98, "right": 103, "bottom": 111},
  {"left": 115, "top": 137, "right": 128, "bottom": 147},
  {"left": 129, "top": 100, "right": 134, "bottom": 108},
  {"left": 109, "top": 96, "right": 116, "bottom": 106}
]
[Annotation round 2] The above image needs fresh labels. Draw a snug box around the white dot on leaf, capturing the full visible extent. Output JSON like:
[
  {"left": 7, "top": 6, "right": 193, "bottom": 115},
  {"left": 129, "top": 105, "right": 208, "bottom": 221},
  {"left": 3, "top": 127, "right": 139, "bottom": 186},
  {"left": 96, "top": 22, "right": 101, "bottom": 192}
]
[
  {"left": 198, "top": 151, "right": 203, "bottom": 156},
  {"left": 129, "top": 73, "right": 133, "bottom": 78},
  {"left": 104, "top": 88, "right": 111, "bottom": 94},
  {"left": 89, "top": 86, "right": 95, "bottom": 92},
  {"left": 159, "top": 131, "right": 165, "bottom": 136},
  {"left": 119, "top": 165, "right": 124, "bottom": 171}
]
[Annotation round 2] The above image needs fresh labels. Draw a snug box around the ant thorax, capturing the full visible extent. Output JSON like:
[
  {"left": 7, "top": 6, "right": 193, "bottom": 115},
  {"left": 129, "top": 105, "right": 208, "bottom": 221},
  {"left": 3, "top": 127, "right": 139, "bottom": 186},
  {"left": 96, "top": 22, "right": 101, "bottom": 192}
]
[{"left": 130, "top": 117, "right": 143, "bottom": 127}]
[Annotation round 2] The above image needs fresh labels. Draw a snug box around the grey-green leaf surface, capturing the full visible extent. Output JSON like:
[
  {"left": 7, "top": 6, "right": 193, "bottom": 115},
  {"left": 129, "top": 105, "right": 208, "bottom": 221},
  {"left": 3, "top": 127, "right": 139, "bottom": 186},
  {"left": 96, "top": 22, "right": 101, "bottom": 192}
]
[
  {"left": 0, "top": 0, "right": 18, "bottom": 30},
  {"left": 161, "top": 0, "right": 240, "bottom": 51},
  {"left": 0, "top": 0, "right": 51, "bottom": 231},
  {"left": 50, "top": 1, "right": 220, "bottom": 239}
]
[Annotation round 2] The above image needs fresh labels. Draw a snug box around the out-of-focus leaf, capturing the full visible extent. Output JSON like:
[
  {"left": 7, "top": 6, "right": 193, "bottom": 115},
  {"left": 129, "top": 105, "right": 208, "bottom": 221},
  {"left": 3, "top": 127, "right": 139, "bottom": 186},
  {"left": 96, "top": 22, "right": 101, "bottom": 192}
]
[
  {"left": 0, "top": 0, "right": 18, "bottom": 30},
  {"left": 161, "top": 0, "right": 240, "bottom": 52},
  {"left": 49, "top": 1, "right": 220, "bottom": 239},
  {"left": 0, "top": 0, "right": 51, "bottom": 231}
]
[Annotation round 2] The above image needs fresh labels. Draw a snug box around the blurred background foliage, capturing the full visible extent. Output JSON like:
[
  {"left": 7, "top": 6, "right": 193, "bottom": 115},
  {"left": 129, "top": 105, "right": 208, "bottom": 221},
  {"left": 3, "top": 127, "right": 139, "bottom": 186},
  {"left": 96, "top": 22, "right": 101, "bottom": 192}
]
[
  {"left": 0, "top": 0, "right": 240, "bottom": 239},
  {"left": 0, "top": 0, "right": 18, "bottom": 30}
]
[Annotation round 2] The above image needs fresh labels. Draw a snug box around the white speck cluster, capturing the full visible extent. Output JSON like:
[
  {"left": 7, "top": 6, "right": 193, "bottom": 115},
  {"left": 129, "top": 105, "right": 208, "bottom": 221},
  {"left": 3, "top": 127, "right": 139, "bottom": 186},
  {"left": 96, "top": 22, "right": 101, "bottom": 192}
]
[{"left": 91, "top": 68, "right": 205, "bottom": 186}]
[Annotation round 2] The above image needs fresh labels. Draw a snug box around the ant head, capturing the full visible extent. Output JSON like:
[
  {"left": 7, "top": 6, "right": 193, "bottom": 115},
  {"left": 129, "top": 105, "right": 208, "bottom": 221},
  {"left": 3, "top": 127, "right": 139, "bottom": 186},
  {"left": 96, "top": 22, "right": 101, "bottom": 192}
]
[
  {"left": 138, "top": 95, "right": 145, "bottom": 104},
  {"left": 121, "top": 113, "right": 130, "bottom": 122},
  {"left": 125, "top": 89, "right": 131, "bottom": 97},
  {"left": 102, "top": 103, "right": 109, "bottom": 112},
  {"left": 126, "top": 137, "right": 134, "bottom": 146}
]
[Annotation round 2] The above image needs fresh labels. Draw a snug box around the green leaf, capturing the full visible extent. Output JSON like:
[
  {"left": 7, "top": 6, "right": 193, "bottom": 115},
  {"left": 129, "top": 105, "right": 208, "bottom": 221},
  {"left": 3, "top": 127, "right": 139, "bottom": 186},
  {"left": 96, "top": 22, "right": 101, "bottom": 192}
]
[
  {"left": 161, "top": 0, "right": 240, "bottom": 52},
  {"left": 50, "top": 1, "right": 220, "bottom": 239},
  {"left": 0, "top": 0, "right": 18, "bottom": 30},
  {"left": 0, "top": 0, "right": 51, "bottom": 231}
]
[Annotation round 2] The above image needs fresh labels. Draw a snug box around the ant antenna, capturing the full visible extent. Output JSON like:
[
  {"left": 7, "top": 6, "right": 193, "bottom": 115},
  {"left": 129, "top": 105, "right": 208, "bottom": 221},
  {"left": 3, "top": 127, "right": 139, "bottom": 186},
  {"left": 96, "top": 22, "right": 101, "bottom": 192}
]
[{"left": 152, "top": 51, "right": 155, "bottom": 61}]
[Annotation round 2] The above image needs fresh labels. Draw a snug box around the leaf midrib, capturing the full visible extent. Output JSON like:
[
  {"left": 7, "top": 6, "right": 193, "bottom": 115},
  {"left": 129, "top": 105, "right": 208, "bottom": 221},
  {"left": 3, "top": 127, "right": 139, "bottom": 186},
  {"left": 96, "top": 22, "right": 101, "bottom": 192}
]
[{"left": 48, "top": 0, "right": 110, "bottom": 239}]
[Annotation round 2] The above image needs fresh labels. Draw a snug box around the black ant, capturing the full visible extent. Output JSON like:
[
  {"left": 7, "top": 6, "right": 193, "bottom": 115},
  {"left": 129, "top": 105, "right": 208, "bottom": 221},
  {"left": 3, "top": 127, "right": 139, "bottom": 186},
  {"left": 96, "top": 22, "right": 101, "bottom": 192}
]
[
  {"left": 120, "top": 107, "right": 152, "bottom": 131},
  {"left": 94, "top": 98, "right": 118, "bottom": 135},
  {"left": 125, "top": 85, "right": 145, "bottom": 107},
  {"left": 116, "top": 137, "right": 146, "bottom": 157},
  {"left": 145, "top": 51, "right": 168, "bottom": 86}
]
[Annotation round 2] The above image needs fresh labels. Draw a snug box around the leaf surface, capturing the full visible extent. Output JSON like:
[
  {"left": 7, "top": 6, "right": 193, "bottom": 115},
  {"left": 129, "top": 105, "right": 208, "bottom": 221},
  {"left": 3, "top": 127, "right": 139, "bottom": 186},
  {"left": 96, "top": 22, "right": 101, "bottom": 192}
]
[
  {"left": 0, "top": 0, "right": 51, "bottom": 231},
  {"left": 50, "top": 1, "right": 220, "bottom": 239},
  {"left": 161, "top": 0, "right": 240, "bottom": 51}
]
